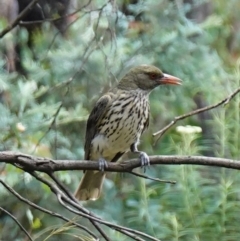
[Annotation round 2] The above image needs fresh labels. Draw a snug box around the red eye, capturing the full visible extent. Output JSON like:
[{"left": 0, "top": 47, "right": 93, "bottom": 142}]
[{"left": 149, "top": 73, "right": 157, "bottom": 80}]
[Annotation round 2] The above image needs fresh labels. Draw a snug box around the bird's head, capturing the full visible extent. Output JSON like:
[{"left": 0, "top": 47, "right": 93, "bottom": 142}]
[{"left": 118, "top": 65, "right": 182, "bottom": 92}]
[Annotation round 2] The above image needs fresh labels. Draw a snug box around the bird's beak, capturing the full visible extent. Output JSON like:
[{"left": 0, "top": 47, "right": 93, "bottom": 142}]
[{"left": 159, "top": 74, "right": 182, "bottom": 85}]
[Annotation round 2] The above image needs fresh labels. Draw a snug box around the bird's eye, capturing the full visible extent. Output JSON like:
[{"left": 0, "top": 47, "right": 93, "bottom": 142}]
[{"left": 149, "top": 73, "right": 158, "bottom": 80}]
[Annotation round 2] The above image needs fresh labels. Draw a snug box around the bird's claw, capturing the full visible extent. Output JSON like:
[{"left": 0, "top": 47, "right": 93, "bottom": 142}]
[
  {"left": 139, "top": 152, "right": 150, "bottom": 172},
  {"left": 98, "top": 158, "right": 108, "bottom": 172}
]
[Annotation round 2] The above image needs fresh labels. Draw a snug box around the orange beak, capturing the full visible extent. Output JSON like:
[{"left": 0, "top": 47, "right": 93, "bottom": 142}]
[{"left": 159, "top": 73, "right": 182, "bottom": 85}]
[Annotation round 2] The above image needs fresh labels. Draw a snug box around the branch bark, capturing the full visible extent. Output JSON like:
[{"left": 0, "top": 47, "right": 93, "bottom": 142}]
[
  {"left": 1, "top": 150, "right": 239, "bottom": 241},
  {"left": 1, "top": 151, "right": 240, "bottom": 172}
]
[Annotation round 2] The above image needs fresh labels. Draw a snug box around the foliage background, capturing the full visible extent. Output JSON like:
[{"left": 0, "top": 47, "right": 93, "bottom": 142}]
[{"left": 0, "top": 0, "right": 240, "bottom": 240}]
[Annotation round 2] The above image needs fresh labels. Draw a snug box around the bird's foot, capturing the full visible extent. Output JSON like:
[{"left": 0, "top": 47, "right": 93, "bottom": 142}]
[
  {"left": 139, "top": 152, "right": 150, "bottom": 172},
  {"left": 98, "top": 158, "right": 108, "bottom": 172}
]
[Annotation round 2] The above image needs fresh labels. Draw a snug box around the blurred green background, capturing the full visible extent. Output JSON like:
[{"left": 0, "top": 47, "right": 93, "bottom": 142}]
[{"left": 0, "top": 0, "right": 240, "bottom": 240}]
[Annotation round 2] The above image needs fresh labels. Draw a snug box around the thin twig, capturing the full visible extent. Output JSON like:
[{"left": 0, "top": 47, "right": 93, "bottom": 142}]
[
  {"left": 48, "top": 172, "right": 77, "bottom": 200},
  {"left": 129, "top": 171, "right": 176, "bottom": 184},
  {"left": 32, "top": 102, "right": 63, "bottom": 154},
  {"left": 0, "top": 0, "right": 39, "bottom": 38},
  {"left": 60, "top": 196, "right": 161, "bottom": 241},
  {"left": 0, "top": 180, "right": 97, "bottom": 239},
  {"left": 57, "top": 195, "right": 160, "bottom": 241},
  {"left": 29, "top": 172, "right": 111, "bottom": 241},
  {"left": 0, "top": 206, "right": 33, "bottom": 241},
  {"left": 46, "top": 0, "right": 110, "bottom": 53},
  {"left": 19, "top": 0, "right": 92, "bottom": 26},
  {"left": 29, "top": 171, "right": 160, "bottom": 241},
  {"left": 35, "top": 39, "right": 97, "bottom": 151},
  {"left": 153, "top": 87, "right": 240, "bottom": 141},
  {"left": 49, "top": 171, "right": 113, "bottom": 241}
]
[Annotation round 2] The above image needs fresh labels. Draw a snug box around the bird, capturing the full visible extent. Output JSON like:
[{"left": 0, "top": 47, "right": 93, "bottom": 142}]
[{"left": 74, "top": 64, "right": 181, "bottom": 201}]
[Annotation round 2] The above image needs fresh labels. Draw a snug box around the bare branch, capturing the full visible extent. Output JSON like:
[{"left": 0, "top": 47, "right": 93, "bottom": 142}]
[
  {"left": 3, "top": 150, "right": 240, "bottom": 241},
  {"left": 0, "top": 206, "right": 33, "bottom": 241},
  {"left": 129, "top": 171, "right": 176, "bottom": 184},
  {"left": 19, "top": 0, "right": 92, "bottom": 26},
  {"left": 33, "top": 102, "right": 63, "bottom": 154},
  {"left": 27, "top": 170, "right": 160, "bottom": 241},
  {"left": 0, "top": 180, "right": 98, "bottom": 239},
  {"left": 46, "top": 0, "right": 110, "bottom": 53},
  {"left": 153, "top": 87, "right": 240, "bottom": 141},
  {"left": 47, "top": 172, "right": 111, "bottom": 241},
  {"left": 1, "top": 151, "right": 240, "bottom": 173},
  {"left": 0, "top": 0, "right": 39, "bottom": 38}
]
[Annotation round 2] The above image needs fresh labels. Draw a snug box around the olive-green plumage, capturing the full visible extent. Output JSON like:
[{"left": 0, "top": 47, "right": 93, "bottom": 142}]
[{"left": 74, "top": 64, "right": 181, "bottom": 201}]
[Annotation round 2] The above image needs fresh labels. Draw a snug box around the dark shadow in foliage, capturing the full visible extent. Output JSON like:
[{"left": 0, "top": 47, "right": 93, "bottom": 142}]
[{"left": 0, "top": 0, "right": 76, "bottom": 75}]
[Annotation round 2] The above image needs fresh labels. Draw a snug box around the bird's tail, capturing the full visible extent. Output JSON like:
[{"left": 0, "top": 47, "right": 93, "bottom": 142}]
[{"left": 74, "top": 171, "right": 105, "bottom": 201}]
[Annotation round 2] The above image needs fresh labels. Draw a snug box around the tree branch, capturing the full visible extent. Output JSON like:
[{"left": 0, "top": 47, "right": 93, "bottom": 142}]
[
  {"left": 1, "top": 150, "right": 240, "bottom": 241},
  {"left": 24, "top": 170, "right": 160, "bottom": 241},
  {"left": 153, "top": 86, "right": 240, "bottom": 141},
  {"left": 0, "top": 0, "right": 40, "bottom": 38},
  {"left": 129, "top": 171, "right": 176, "bottom": 184},
  {"left": 0, "top": 180, "right": 98, "bottom": 239},
  {"left": 46, "top": 173, "right": 111, "bottom": 241},
  {"left": 0, "top": 206, "right": 33, "bottom": 241},
  {"left": 19, "top": 0, "right": 92, "bottom": 26},
  {"left": 1, "top": 151, "right": 240, "bottom": 173}
]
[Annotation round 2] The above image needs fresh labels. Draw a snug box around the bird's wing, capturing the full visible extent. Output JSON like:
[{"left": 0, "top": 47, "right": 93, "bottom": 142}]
[
  {"left": 143, "top": 115, "right": 149, "bottom": 133},
  {"left": 84, "top": 94, "right": 112, "bottom": 160},
  {"left": 142, "top": 102, "right": 150, "bottom": 134}
]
